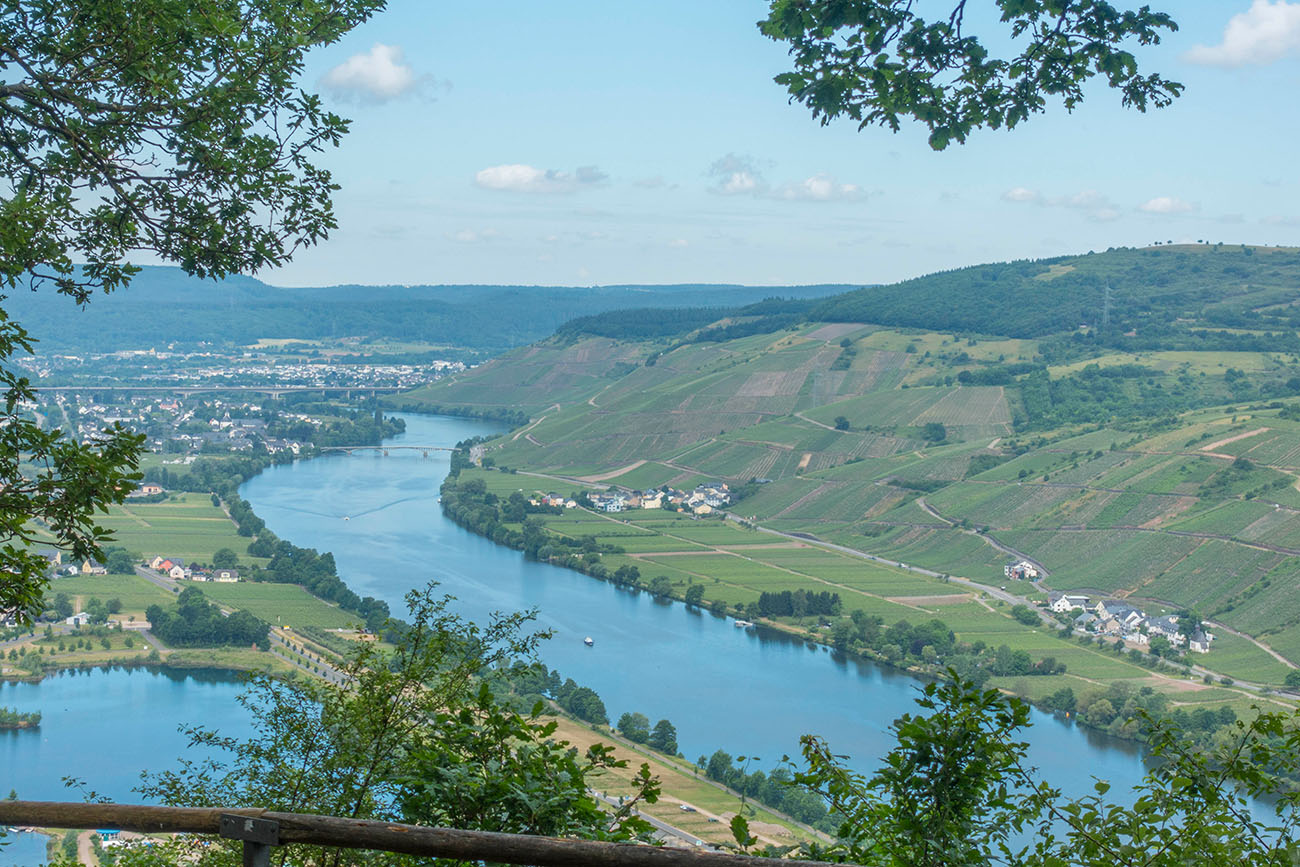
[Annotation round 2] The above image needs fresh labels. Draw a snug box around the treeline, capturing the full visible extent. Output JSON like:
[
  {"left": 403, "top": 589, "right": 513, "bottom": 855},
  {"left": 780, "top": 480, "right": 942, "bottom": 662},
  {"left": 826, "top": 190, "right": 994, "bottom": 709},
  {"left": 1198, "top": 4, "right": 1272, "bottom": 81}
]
[
  {"left": 556, "top": 306, "right": 729, "bottom": 340},
  {"left": 828, "top": 612, "right": 1065, "bottom": 682},
  {"left": 0, "top": 706, "right": 40, "bottom": 730},
  {"left": 810, "top": 247, "right": 1300, "bottom": 341},
  {"left": 147, "top": 588, "right": 269, "bottom": 648},
  {"left": 243, "top": 529, "right": 390, "bottom": 632},
  {"left": 386, "top": 403, "right": 530, "bottom": 428},
  {"left": 700, "top": 751, "right": 831, "bottom": 829},
  {"left": 503, "top": 662, "right": 681, "bottom": 756},
  {"left": 500, "top": 663, "right": 608, "bottom": 726},
  {"left": 755, "top": 589, "right": 841, "bottom": 618}
]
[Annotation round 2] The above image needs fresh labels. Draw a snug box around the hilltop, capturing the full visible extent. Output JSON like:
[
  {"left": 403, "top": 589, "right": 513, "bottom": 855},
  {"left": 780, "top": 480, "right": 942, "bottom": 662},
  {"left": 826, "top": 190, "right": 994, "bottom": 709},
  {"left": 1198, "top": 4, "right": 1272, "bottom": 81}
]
[{"left": 402, "top": 244, "right": 1300, "bottom": 681}]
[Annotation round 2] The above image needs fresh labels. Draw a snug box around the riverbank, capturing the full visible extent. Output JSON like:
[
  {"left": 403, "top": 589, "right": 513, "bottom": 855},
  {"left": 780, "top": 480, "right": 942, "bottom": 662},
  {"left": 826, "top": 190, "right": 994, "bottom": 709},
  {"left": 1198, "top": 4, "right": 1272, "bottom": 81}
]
[{"left": 437, "top": 464, "right": 1294, "bottom": 759}]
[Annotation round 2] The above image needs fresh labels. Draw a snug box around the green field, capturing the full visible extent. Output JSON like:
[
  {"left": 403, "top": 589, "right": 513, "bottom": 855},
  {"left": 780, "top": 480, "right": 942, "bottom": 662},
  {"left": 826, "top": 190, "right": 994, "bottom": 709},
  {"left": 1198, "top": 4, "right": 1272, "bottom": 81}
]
[
  {"left": 49, "top": 573, "right": 177, "bottom": 616},
  {"left": 199, "top": 583, "right": 360, "bottom": 629},
  {"left": 96, "top": 492, "right": 261, "bottom": 565}
]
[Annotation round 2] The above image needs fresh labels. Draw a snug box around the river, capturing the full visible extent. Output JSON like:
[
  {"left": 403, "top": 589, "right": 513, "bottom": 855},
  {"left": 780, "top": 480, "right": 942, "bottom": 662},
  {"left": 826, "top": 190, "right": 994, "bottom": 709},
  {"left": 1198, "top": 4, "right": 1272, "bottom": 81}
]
[
  {"left": 2, "top": 412, "right": 1150, "bottom": 865},
  {"left": 239, "top": 414, "right": 1146, "bottom": 784}
]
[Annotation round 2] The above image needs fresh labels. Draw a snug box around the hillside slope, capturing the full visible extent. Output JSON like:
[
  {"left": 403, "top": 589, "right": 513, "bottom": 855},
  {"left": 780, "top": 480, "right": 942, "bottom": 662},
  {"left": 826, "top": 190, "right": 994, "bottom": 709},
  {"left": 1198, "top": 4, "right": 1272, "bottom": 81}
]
[{"left": 402, "top": 245, "right": 1300, "bottom": 673}]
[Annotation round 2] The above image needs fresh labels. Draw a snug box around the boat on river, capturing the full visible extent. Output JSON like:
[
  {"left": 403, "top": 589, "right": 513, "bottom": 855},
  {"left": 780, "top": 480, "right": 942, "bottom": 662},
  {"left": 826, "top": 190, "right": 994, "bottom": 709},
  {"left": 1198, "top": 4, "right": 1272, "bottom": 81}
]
[
  {"left": 734, "top": 620, "right": 754, "bottom": 628},
  {"left": 583, "top": 636, "right": 594, "bottom": 647}
]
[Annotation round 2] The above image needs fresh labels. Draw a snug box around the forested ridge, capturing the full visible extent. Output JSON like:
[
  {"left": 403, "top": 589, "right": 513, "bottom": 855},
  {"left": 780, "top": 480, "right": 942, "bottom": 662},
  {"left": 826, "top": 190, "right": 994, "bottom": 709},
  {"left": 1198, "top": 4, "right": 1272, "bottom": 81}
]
[
  {"left": 550, "top": 246, "right": 1300, "bottom": 351},
  {"left": 5, "top": 266, "right": 851, "bottom": 353}
]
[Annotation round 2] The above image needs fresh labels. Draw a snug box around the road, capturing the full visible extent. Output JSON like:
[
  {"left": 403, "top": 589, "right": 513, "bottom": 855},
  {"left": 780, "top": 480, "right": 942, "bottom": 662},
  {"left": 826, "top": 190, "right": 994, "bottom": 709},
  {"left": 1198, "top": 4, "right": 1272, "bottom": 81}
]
[{"left": 915, "top": 496, "right": 1048, "bottom": 575}]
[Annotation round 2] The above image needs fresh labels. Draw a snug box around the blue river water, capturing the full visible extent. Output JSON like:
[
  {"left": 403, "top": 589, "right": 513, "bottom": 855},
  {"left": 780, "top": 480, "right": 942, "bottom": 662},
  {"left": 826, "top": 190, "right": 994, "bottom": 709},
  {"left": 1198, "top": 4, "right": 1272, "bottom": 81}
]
[
  {"left": 2, "top": 412, "right": 1151, "bottom": 864},
  {"left": 239, "top": 414, "right": 1145, "bottom": 784}
]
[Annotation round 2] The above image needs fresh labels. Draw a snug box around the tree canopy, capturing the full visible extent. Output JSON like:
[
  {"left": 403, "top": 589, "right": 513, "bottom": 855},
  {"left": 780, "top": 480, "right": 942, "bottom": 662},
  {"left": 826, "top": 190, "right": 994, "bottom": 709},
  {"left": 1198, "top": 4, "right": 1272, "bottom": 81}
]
[
  {"left": 760, "top": 0, "right": 1182, "bottom": 149},
  {"left": 0, "top": 0, "right": 382, "bottom": 619}
]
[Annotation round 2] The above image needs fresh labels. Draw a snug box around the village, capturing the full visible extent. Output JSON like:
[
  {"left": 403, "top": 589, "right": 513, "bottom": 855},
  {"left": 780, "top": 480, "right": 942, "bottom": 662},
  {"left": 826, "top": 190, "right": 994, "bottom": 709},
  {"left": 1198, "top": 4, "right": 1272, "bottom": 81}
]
[
  {"left": 581, "top": 481, "right": 734, "bottom": 516},
  {"left": 1003, "top": 559, "right": 1215, "bottom": 654}
]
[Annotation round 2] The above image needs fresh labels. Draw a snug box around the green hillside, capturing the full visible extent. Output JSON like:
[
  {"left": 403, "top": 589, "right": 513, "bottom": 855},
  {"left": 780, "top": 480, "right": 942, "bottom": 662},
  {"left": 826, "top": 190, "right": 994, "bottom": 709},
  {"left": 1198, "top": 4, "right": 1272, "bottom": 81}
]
[{"left": 404, "top": 245, "right": 1300, "bottom": 677}]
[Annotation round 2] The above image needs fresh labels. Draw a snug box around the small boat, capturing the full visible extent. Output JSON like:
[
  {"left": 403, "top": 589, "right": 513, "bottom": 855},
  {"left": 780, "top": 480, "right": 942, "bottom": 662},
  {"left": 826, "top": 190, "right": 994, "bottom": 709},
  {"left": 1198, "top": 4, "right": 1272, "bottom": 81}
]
[
  {"left": 583, "top": 636, "right": 594, "bottom": 647},
  {"left": 343, "top": 516, "right": 350, "bottom": 521},
  {"left": 734, "top": 619, "right": 754, "bottom": 628}
]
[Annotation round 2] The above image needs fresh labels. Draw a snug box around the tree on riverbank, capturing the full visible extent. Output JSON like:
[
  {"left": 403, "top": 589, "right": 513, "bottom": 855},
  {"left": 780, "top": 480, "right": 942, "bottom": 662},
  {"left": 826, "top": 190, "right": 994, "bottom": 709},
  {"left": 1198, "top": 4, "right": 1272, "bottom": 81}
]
[
  {"left": 0, "top": 706, "right": 40, "bottom": 730},
  {"left": 0, "top": 0, "right": 383, "bottom": 621}
]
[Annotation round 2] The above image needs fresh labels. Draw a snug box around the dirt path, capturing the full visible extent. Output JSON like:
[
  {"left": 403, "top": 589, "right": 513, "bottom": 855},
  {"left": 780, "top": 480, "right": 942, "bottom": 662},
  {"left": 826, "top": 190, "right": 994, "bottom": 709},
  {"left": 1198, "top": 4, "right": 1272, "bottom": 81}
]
[
  {"left": 793, "top": 411, "right": 837, "bottom": 432},
  {"left": 579, "top": 460, "right": 647, "bottom": 483},
  {"left": 510, "top": 404, "right": 558, "bottom": 442},
  {"left": 1206, "top": 619, "right": 1297, "bottom": 669},
  {"left": 77, "top": 830, "right": 97, "bottom": 865},
  {"left": 1199, "top": 427, "right": 1269, "bottom": 458}
]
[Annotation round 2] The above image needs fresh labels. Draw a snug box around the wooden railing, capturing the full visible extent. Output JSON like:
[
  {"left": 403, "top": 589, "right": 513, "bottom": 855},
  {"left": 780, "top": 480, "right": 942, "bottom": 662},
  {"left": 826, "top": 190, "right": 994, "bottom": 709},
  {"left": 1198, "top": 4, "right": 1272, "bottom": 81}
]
[{"left": 0, "top": 801, "right": 841, "bottom": 867}]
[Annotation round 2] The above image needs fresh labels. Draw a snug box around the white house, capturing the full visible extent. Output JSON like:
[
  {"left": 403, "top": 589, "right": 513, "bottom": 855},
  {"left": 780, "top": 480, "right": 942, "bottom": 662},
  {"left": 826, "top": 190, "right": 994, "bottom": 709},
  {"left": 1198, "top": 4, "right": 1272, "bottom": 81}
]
[
  {"left": 213, "top": 568, "right": 240, "bottom": 583},
  {"left": 1189, "top": 629, "right": 1215, "bottom": 653},
  {"left": 65, "top": 612, "right": 90, "bottom": 627},
  {"left": 1048, "top": 593, "right": 1090, "bottom": 614},
  {"left": 168, "top": 564, "right": 189, "bottom": 580}
]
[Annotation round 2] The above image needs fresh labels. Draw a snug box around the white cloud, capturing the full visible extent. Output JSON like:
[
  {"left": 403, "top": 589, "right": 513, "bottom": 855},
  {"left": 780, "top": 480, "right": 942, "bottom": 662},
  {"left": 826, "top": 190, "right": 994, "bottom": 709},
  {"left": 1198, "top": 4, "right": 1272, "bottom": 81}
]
[
  {"left": 1002, "top": 187, "right": 1119, "bottom": 220},
  {"left": 668, "top": 238, "right": 689, "bottom": 248},
  {"left": 1002, "top": 186, "right": 1041, "bottom": 203},
  {"left": 1184, "top": 1, "right": 1300, "bottom": 67},
  {"left": 1264, "top": 215, "right": 1300, "bottom": 226},
  {"left": 776, "top": 174, "right": 865, "bottom": 201},
  {"left": 707, "top": 153, "right": 768, "bottom": 196},
  {"left": 474, "top": 164, "right": 608, "bottom": 194},
  {"left": 320, "top": 44, "right": 421, "bottom": 104},
  {"left": 1140, "top": 196, "right": 1198, "bottom": 215},
  {"left": 707, "top": 155, "right": 864, "bottom": 201},
  {"left": 447, "top": 228, "right": 500, "bottom": 243}
]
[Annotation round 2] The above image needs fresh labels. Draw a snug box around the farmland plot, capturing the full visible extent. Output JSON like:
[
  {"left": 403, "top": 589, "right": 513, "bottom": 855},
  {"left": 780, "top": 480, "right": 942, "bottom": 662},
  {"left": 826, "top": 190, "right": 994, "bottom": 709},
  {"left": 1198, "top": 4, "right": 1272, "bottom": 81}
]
[
  {"left": 1166, "top": 500, "right": 1277, "bottom": 535},
  {"left": 1235, "top": 508, "right": 1300, "bottom": 549},
  {"left": 1141, "top": 540, "right": 1283, "bottom": 613},
  {"left": 910, "top": 386, "right": 1012, "bottom": 438},
  {"left": 998, "top": 529, "right": 1200, "bottom": 591}
]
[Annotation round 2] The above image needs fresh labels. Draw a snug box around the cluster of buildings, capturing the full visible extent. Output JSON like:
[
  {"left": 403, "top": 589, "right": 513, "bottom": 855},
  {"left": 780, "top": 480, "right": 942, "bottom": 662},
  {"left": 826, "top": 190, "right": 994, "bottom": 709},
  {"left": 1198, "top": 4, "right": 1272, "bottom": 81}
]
[
  {"left": 587, "top": 482, "right": 733, "bottom": 516},
  {"left": 1004, "top": 560, "right": 1041, "bottom": 580},
  {"left": 20, "top": 346, "right": 463, "bottom": 391},
  {"left": 148, "top": 556, "right": 240, "bottom": 583},
  {"left": 1048, "top": 593, "right": 1214, "bottom": 653},
  {"left": 37, "top": 550, "right": 105, "bottom": 576}
]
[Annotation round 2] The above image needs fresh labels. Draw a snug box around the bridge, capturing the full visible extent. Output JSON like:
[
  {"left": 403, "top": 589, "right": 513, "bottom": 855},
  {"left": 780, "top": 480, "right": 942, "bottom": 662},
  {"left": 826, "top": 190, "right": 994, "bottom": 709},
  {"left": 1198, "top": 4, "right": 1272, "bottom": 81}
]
[
  {"left": 318, "top": 445, "right": 458, "bottom": 455},
  {"left": 37, "top": 385, "right": 407, "bottom": 398}
]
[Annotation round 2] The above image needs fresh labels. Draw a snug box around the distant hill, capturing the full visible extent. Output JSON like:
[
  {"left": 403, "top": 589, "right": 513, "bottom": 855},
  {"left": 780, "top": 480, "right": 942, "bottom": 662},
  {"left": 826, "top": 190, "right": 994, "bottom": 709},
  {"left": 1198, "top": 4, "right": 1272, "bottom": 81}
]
[{"left": 0, "top": 266, "right": 857, "bottom": 353}]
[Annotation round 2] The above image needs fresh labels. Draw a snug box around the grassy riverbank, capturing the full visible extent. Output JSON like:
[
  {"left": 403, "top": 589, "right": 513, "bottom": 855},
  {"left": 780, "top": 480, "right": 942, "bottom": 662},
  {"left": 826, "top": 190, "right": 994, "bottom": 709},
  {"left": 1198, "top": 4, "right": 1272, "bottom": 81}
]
[{"left": 443, "top": 466, "right": 1295, "bottom": 743}]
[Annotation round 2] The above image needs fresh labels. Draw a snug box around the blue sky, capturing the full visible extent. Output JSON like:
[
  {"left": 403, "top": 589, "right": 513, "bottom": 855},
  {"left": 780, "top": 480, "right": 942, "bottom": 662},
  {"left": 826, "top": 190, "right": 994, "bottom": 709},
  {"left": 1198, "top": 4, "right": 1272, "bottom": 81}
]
[{"left": 268, "top": 1, "right": 1300, "bottom": 288}]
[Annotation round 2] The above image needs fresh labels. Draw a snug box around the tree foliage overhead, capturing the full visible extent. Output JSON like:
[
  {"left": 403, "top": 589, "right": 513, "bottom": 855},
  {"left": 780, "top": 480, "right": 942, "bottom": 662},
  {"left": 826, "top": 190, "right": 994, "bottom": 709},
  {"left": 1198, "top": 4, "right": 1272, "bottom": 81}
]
[
  {"left": 759, "top": 0, "right": 1183, "bottom": 149},
  {"left": 0, "top": 0, "right": 383, "bottom": 619}
]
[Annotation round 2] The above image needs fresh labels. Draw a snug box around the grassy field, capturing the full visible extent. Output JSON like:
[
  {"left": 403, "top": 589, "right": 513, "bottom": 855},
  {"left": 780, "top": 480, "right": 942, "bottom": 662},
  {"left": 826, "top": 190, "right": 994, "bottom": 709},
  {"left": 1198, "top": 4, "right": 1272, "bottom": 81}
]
[
  {"left": 49, "top": 573, "right": 177, "bottom": 617},
  {"left": 199, "top": 582, "right": 360, "bottom": 629},
  {"left": 96, "top": 492, "right": 260, "bottom": 565}
]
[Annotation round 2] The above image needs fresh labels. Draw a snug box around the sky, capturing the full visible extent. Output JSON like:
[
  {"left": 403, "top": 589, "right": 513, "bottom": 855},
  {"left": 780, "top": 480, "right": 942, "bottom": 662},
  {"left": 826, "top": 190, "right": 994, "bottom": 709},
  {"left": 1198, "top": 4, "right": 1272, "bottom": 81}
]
[{"left": 263, "top": 0, "right": 1300, "bottom": 288}]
